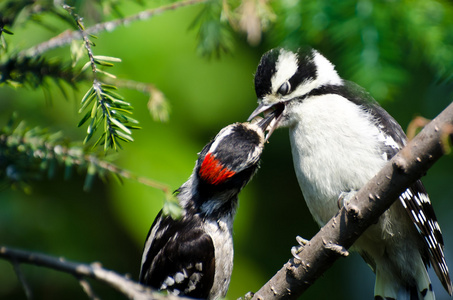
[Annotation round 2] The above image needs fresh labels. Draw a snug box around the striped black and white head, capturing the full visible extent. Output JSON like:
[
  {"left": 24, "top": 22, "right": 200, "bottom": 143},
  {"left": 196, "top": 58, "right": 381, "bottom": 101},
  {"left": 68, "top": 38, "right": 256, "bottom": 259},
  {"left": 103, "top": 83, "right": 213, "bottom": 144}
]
[
  {"left": 197, "top": 122, "right": 264, "bottom": 186},
  {"left": 249, "top": 48, "right": 343, "bottom": 138},
  {"left": 179, "top": 120, "right": 271, "bottom": 218}
]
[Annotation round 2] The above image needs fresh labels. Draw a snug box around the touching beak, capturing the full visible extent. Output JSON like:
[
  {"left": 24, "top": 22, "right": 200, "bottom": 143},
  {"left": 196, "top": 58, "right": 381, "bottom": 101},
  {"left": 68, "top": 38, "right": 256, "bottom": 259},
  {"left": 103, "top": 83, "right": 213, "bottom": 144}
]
[
  {"left": 255, "top": 112, "right": 275, "bottom": 131},
  {"left": 248, "top": 101, "right": 285, "bottom": 142},
  {"left": 247, "top": 102, "right": 275, "bottom": 122}
]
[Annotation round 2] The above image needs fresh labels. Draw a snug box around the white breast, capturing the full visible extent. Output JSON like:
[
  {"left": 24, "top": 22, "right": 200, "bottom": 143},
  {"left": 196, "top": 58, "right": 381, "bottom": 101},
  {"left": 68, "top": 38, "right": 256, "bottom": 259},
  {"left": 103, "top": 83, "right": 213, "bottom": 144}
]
[
  {"left": 203, "top": 216, "right": 234, "bottom": 299},
  {"left": 285, "top": 94, "right": 387, "bottom": 226}
]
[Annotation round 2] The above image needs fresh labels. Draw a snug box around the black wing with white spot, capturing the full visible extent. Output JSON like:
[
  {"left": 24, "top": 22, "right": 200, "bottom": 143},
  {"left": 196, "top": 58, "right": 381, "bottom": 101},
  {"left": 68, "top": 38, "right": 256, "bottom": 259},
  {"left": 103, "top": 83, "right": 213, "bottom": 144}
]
[
  {"left": 140, "top": 211, "right": 215, "bottom": 298},
  {"left": 315, "top": 81, "right": 451, "bottom": 293},
  {"left": 399, "top": 182, "right": 452, "bottom": 293},
  {"left": 365, "top": 89, "right": 453, "bottom": 294}
]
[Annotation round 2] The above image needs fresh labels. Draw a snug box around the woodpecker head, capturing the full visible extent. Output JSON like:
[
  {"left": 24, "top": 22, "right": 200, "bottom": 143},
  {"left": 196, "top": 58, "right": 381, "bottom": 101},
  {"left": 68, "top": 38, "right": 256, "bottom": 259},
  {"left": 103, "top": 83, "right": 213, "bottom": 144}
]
[
  {"left": 196, "top": 120, "right": 268, "bottom": 189},
  {"left": 248, "top": 47, "right": 343, "bottom": 138},
  {"left": 179, "top": 119, "right": 273, "bottom": 217}
]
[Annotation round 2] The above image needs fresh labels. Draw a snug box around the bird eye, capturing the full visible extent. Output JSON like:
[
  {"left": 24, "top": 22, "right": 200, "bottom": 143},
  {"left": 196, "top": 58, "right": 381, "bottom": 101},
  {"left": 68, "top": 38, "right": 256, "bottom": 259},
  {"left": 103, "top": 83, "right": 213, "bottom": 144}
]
[{"left": 277, "top": 81, "right": 291, "bottom": 95}]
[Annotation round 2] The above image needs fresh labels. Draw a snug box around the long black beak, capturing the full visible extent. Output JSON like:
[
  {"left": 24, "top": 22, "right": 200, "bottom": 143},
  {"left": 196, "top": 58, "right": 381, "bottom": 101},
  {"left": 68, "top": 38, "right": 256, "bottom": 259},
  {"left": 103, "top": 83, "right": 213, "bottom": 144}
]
[
  {"left": 256, "top": 112, "right": 275, "bottom": 131},
  {"left": 249, "top": 102, "right": 285, "bottom": 142},
  {"left": 247, "top": 102, "right": 275, "bottom": 122}
]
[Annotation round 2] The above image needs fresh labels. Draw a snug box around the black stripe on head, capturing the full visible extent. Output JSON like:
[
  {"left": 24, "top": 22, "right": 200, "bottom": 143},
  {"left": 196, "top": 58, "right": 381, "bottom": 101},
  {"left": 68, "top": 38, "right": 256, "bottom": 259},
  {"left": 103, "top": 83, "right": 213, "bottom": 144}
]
[
  {"left": 255, "top": 48, "right": 318, "bottom": 99},
  {"left": 255, "top": 48, "right": 280, "bottom": 99},
  {"left": 288, "top": 48, "right": 317, "bottom": 93},
  {"left": 213, "top": 124, "right": 261, "bottom": 172}
]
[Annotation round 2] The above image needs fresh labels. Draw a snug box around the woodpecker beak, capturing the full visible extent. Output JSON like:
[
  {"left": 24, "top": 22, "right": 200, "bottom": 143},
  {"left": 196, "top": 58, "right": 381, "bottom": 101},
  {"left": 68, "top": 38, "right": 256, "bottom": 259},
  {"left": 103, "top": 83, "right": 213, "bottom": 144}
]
[
  {"left": 248, "top": 103, "right": 274, "bottom": 122},
  {"left": 255, "top": 113, "right": 274, "bottom": 131},
  {"left": 248, "top": 102, "right": 284, "bottom": 142}
]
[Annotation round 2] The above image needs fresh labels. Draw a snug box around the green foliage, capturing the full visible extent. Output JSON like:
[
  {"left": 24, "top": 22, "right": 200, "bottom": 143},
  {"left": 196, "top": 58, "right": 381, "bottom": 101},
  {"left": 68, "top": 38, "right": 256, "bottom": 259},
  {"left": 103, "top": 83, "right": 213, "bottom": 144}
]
[
  {"left": 0, "top": 0, "right": 226, "bottom": 214},
  {"left": 0, "top": 0, "right": 70, "bottom": 28},
  {"left": 64, "top": 4, "right": 139, "bottom": 150},
  {"left": 190, "top": 0, "right": 276, "bottom": 56},
  {"left": 269, "top": 0, "right": 453, "bottom": 102},
  {"left": 162, "top": 193, "right": 183, "bottom": 219},
  {"left": 0, "top": 55, "right": 82, "bottom": 89},
  {"left": 78, "top": 82, "right": 140, "bottom": 150},
  {"left": 191, "top": 1, "right": 234, "bottom": 57},
  {"left": 0, "top": 115, "right": 120, "bottom": 192},
  {"left": 0, "top": 0, "right": 144, "bottom": 29},
  {"left": 0, "top": 0, "right": 189, "bottom": 155}
]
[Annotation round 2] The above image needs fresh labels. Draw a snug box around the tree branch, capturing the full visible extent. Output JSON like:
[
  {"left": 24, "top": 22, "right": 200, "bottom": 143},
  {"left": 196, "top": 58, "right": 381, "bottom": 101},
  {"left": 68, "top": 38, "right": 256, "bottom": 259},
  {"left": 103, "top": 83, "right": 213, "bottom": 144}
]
[
  {"left": 18, "top": 0, "right": 208, "bottom": 58},
  {"left": 0, "top": 246, "right": 190, "bottom": 300},
  {"left": 251, "top": 101, "right": 453, "bottom": 300}
]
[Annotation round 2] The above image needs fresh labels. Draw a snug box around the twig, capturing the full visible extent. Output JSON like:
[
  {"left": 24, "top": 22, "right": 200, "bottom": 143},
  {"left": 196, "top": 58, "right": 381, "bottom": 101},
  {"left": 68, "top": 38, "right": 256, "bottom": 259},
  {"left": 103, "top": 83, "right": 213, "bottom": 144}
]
[
  {"left": 19, "top": 0, "right": 208, "bottom": 58},
  {"left": 78, "top": 277, "right": 99, "bottom": 300},
  {"left": 250, "top": 101, "right": 453, "bottom": 299},
  {"left": 12, "top": 259, "right": 33, "bottom": 300},
  {"left": 88, "top": 156, "right": 173, "bottom": 195},
  {"left": 62, "top": 4, "right": 98, "bottom": 75},
  {"left": 106, "top": 78, "right": 170, "bottom": 122},
  {"left": 0, "top": 246, "right": 191, "bottom": 300},
  {"left": 406, "top": 116, "right": 430, "bottom": 140},
  {"left": 0, "top": 129, "right": 173, "bottom": 196}
]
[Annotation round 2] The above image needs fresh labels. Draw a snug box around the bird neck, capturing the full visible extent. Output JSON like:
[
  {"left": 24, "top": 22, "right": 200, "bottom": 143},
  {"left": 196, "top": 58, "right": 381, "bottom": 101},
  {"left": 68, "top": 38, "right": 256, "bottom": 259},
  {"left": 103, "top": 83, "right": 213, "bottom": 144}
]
[{"left": 177, "top": 175, "right": 239, "bottom": 220}]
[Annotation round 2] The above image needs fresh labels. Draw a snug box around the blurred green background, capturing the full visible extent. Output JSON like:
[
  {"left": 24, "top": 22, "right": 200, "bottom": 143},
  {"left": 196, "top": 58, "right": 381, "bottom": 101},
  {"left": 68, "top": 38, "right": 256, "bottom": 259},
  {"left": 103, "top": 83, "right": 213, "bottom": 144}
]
[{"left": 1, "top": 0, "right": 453, "bottom": 299}]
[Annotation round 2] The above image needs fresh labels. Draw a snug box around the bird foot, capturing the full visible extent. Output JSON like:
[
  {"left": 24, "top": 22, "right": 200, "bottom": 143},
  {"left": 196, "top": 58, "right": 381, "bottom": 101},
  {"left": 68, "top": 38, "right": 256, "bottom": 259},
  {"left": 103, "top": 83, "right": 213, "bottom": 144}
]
[
  {"left": 291, "top": 235, "right": 310, "bottom": 260},
  {"left": 325, "top": 242, "right": 349, "bottom": 257},
  {"left": 337, "top": 191, "right": 357, "bottom": 209}
]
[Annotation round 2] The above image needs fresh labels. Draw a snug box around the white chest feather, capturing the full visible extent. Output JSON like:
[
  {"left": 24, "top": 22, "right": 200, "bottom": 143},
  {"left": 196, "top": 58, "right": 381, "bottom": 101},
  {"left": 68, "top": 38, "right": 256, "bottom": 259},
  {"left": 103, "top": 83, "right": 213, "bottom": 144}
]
[
  {"left": 285, "top": 95, "right": 386, "bottom": 226},
  {"left": 203, "top": 216, "right": 234, "bottom": 299}
]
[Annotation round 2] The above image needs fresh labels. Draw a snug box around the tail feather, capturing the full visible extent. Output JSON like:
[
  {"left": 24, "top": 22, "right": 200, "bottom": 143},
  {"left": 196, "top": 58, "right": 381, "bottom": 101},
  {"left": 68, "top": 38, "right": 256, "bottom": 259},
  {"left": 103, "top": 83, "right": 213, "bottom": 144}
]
[
  {"left": 374, "top": 265, "right": 399, "bottom": 300},
  {"left": 374, "top": 258, "right": 435, "bottom": 300}
]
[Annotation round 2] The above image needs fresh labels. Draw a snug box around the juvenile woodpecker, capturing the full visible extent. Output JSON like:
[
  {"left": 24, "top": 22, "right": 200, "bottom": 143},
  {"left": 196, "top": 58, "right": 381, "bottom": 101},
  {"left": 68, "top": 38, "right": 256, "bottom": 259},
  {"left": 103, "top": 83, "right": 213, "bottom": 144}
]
[
  {"left": 248, "top": 47, "right": 452, "bottom": 299},
  {"left": 139, "top": 120, "right": 271, "bottom": 299}
]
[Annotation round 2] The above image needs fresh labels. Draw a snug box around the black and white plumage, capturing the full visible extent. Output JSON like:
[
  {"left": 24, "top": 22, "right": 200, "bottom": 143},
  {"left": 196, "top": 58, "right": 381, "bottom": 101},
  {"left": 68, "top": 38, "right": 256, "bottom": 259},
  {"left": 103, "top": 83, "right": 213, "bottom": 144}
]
[
  {"left": 139, "top": 121, "right": 269, "bottom": 299},
  {"left": 249, "top": 47, "right": 452, "bottom": 299}
]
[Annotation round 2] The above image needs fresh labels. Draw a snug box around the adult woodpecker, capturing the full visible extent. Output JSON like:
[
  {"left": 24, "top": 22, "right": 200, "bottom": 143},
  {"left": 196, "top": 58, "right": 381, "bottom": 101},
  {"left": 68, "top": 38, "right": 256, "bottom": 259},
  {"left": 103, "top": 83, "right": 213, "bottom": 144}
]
[
  {"left": 139, "top": 120, "right": 273, "bottom": 299},
  {"left": 248, "top": 47, "right": 452, "bottom": 299}
]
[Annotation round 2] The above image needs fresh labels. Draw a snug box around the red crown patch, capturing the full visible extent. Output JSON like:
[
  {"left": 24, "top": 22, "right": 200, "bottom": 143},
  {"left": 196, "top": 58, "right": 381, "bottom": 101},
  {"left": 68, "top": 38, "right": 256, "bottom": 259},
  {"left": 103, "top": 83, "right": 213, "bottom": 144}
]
[{"left": 199, "top": 153, "right": 236, "bottom": 185}]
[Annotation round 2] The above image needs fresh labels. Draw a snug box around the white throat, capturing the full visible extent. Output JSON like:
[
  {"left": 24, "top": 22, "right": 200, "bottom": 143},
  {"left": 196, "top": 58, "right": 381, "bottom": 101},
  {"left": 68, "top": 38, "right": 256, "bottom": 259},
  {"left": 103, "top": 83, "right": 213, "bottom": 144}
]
[{"left": 286, "top": 94, "right": 386, "bottom": 226}]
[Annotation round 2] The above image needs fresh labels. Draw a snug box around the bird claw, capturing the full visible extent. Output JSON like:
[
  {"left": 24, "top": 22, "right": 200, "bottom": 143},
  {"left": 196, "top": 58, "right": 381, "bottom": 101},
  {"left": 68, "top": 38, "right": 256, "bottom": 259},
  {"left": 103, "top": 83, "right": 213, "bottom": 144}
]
[
  {"left": 296, "top": 235, "right": 309, "bottom": 246},
  {"left": 291, "top": 246, "right": 301, "bottom": 260},
  {"left": 240, "top": 292, "right": 255, "bottom": 300},
  {"left": 337, "top": 191, "right": 357, "bottom": 209},
  {"left": 325, "top": 242, "right": 349, "bottom": 257},
  {"left": 291, "top": 236, "right": 310, "bottom": 260}
]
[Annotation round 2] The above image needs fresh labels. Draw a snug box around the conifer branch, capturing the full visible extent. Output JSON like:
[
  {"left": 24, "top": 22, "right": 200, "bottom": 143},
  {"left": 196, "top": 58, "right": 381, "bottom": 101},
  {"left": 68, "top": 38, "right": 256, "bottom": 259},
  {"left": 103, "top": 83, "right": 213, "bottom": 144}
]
[
  {"left": 109, "top": 78, "right": 170, "bottom": 122},
  {"left": 0, "top": 117, "right": 172, "bottom": 198},
  {"left": 0, "top": 55, "right": 83, "bottom": 88},
  {"left": 63, "top": 4, "right": 139, "bottom": 151},
  {"left": 19, "top": 0, "right": 208, "bottom": 58}
]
